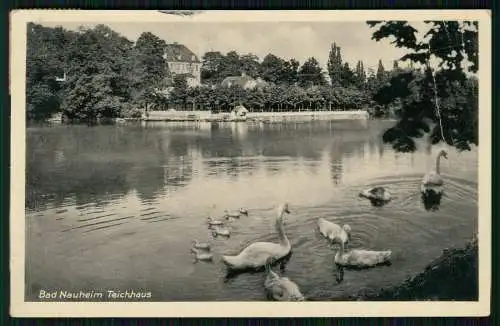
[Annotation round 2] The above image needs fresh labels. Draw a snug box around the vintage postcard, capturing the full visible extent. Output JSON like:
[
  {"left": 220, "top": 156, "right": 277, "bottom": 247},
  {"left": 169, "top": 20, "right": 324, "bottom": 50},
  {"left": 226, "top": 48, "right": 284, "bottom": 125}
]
[{"left": 10, "top": 10, "right": 491, "bottom": 317}]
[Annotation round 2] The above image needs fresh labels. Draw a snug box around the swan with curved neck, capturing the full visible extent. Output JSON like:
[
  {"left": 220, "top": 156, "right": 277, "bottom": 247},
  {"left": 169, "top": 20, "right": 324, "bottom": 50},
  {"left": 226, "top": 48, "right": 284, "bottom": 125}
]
[
  {"left": 221, "top": 202, "right": 291, "bottom": 271},
  {"left": 264, "top": 258, "right": 304, "bottom": 301},
  {"left": 421, "top": 149, "right": 448, "bottom": 194}
]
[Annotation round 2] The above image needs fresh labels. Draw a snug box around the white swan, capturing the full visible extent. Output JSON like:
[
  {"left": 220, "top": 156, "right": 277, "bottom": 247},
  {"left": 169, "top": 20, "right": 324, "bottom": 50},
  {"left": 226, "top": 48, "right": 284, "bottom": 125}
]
[
  {"left": 264, "top": 258, "right": 304, "bottom": 301},
  {"left": 192, "top": 240, "right": 211, "bottom": 251},
  {"left": 212, "top": 226, "right": 230, "bottom": 237},
  {"left": 334, "top": 248, "right": 392, "bottom": 268},
  {"left": 317, "top": 217, "right": 351, "bottom": 250},
  {"left": 333, "top": 247, "right": 392, "bottom": 283},
  {"left": 190, "top": 247, "right": 213, "bottom": 262},
  {"left": 221, "top": 202, "right": 291, "bottom": 271},
  {"left": 359, "top": 186, "right": 392, "bottom": 206},
  {"left": 421, "top": 149, "right": 448, "bottom": 195}
]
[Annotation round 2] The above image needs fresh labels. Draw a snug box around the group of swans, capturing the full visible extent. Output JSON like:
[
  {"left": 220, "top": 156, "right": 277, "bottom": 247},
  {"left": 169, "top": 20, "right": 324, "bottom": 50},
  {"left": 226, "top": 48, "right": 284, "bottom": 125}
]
[
  {"left": 358, "top": 149, "right": 448, "bottom": 207},
  {"left": 317, "top": 217, "right": 392, "bottom": 282},
  {"left": 190, "top": 149, "right": 448, "bottom": 300}
]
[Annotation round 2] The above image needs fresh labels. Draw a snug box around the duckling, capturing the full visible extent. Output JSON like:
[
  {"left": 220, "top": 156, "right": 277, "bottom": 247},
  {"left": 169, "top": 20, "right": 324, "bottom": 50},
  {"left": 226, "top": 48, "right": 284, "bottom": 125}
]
[
  {"left": 207, "top": 217, "right": 224, "bottom": 228},
  {"left": 224, "top": 208, "right": 249, "bottom": 219},
  {"left": 192, "top": 240, "right": 211, "bottom": 251},
  {"left": 190, "top": 247, "right": 213, "bottom": 262},
  {"left": 212, "top": 226, "right": 230, "bottom": 238}
]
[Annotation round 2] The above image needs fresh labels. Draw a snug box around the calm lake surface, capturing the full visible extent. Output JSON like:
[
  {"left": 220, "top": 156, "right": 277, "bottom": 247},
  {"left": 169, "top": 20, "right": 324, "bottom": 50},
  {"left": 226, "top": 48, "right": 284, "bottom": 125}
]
[{"left": 26, "top": 120, "right": 478, "bottom": 301}]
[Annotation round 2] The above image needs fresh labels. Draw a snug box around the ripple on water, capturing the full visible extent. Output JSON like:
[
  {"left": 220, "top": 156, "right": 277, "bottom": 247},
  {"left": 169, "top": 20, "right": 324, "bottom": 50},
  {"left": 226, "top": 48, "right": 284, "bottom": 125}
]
[{"left": 26, "top": 123, "right": 478, "bottom": 301}]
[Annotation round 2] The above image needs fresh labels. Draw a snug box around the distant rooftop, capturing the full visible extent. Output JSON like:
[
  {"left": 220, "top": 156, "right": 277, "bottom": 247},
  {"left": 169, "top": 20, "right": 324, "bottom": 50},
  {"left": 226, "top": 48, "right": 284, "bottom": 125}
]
[{"left": 164, "top": 43, "right": 201, "bottom": 63}]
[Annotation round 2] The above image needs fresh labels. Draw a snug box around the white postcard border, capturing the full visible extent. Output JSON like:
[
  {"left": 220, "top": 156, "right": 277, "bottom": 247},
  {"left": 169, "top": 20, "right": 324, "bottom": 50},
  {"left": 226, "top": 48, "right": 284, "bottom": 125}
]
[{"left": 10, "top": 9, "right": 492, "bottom": 317}]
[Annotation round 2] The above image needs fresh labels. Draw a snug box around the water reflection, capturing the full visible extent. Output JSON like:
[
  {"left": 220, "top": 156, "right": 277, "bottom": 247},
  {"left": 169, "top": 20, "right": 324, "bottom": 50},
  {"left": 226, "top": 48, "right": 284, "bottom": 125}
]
[
  {"left": 27, "top": 121, "right": 375, "bottom": 209},
  {"left": 421, "top": 191, "right": 443, "bottom": 211}
]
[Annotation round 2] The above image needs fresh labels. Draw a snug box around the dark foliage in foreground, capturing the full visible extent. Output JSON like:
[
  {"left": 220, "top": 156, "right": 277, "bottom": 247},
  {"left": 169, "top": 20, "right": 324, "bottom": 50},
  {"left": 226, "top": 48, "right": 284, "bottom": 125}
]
[
  {"left": 352, "top": 236, "right": 478, "bottom": 301},
  {"left": 367, "top": 21, "right": 478, "bottom": 152}
]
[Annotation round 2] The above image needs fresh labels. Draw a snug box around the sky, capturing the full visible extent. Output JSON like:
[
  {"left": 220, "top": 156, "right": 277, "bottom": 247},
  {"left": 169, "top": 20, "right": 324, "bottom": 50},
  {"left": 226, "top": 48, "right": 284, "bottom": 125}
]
[{"left": 38, "top": 13, "right": 433, "bottom": 73}]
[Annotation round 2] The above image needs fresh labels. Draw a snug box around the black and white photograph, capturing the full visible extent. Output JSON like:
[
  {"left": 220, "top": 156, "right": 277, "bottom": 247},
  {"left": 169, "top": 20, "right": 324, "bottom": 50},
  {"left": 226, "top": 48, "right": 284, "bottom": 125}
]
[{"left": 10, "top": 10, "right": 491, "bottom": 317}]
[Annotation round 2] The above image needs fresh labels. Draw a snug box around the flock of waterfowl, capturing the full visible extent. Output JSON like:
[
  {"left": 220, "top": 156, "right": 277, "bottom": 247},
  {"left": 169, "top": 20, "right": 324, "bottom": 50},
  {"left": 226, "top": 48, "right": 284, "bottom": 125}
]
[{"left": 189, "top": 149, "right": 449, "bottom": 301}]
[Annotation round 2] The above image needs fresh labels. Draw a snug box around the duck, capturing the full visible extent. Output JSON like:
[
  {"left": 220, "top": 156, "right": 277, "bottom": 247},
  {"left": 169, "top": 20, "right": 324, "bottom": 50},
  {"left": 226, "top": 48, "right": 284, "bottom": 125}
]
[
  {"left": 317, "top": 217, "right": 351, "bottom": 250},
  {"left": 421, "top": 149, "right": 448, "bottom": 195},
  {"left": 224, "top": 208, "right": 249, "bottom": 219},
  {"left": 207, "top": 217, "right": 224, "bottom": 228},
  {"left": 212, "top": 226, "right": 231, "bottom": 238},
  {"left": 190, "top": 247, "right": 214, "bottom": 262},
  {"left": 264, "top": 258, "right": 305, "bottom": 301},
  {"left": 221, "top": 202, "right": 291, "bottom": 271},
  {"left": 192, "top": 240, "right": 211, "bottom": 251},
  {"left": 359, "top": 186, "right": 392, "bottom": 206}
]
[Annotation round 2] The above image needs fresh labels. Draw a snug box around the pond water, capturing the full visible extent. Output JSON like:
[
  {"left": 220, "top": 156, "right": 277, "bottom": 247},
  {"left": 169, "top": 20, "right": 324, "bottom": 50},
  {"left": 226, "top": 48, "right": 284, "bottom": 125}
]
[{"left": 25, "top": 120, "right": 478, "bottom": 301}]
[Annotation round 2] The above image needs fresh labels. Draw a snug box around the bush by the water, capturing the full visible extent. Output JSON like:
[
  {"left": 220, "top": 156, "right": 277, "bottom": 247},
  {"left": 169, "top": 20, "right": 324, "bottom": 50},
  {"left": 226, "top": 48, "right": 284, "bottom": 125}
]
[{"left": 351, "top": 236, "right": 478, "bottom": 301}]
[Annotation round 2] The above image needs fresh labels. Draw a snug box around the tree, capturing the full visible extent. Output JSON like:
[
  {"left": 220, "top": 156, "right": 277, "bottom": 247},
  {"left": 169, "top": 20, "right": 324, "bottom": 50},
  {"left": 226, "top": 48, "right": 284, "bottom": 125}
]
[
  {"left": 297, "top": 57, "right": 326, "bottom": 87},
  {"left": 367, "top": 20, "right": 478, "bottom": 152},
  {"left": 61, "top": 24, "right": 134, "bottom": 121},
  {"left": 260, "top": 53, "right": 285, "bottom": 84},
  {"left": 376, "top": 59, "right": 387, "bottom": 81},
  {"left": 131, "top": 31, "right": 168, "bottom": 110},
  {"left": 201, "top": 51, "right": 225, "bottom": 84},
  {"left": 393, "top": 60, "right": 399, "bottom": 70},
  {"left": 239, "top": 53, "right": 260, "bottom": 78},
  {"left": 26, "top": 23, "right": 75, "bottom": 120},
  {"left": 355, "top": 60, "right": 366, "bottom": 88},
  {"left": 340, "top": 62, "right": 356, "bottom": 87},
  {"left": 327, "top": 43, "right": 343, "bottom": 86}
]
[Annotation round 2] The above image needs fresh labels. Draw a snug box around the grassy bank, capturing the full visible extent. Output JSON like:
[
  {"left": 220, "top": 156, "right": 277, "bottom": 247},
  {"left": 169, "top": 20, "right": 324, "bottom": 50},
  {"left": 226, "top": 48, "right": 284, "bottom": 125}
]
[{"left": 350, "top": 236, "right": 478, "bottom": 301}]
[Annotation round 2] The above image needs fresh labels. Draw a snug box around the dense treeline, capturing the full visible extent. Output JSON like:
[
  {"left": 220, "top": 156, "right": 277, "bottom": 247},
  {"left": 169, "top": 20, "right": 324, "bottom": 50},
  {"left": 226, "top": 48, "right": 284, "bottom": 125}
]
[
  {"left": 26, "top": 21, "right": 478, "bottom": 153},
  {"left": 26, "top": 22, "right": 396, "bottom": 120}
]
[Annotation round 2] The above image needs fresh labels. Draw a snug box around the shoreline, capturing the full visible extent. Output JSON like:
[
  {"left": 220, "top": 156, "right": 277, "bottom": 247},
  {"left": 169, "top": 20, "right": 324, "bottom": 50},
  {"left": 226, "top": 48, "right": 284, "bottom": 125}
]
[
  {"left": 347, "top": 236, "right": 479, "bottom": 301},
  {"left": 142, "top": 110, "right": 370, "bottom": 123},
  {"left": 42, "top": 110, "right": 372, "bottom": 124}
]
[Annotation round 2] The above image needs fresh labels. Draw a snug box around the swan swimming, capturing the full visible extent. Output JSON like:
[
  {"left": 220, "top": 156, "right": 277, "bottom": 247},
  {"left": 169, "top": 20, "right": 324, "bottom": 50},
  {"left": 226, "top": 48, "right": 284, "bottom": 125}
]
[
  {"left": 359, "top": 186, "right": 392, "bottom": 206},
  {"left": 221, "top": 202, "right": 291, "bottom": 271},
  {"left": 264, "top": 258, "right": 304, "bottom": 301},
  {"left": 333, "top": 246, "right": 392, "bottom": 282},
  {"left": 317, "top": 217, "right": 351, "bottom": 250},
  {"left": 421, "top": 149, "right": 448, "bottom": 195}
]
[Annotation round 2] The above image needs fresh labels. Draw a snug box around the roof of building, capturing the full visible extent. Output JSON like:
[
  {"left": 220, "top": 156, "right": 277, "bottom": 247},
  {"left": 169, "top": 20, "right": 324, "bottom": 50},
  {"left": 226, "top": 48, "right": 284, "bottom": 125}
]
[
  {"left": 233, "top": 105, "right": 249, "bottom": 113},
  {"left": 221, "top": 75, "right": 255, "bottom": 88},
  {"left": 164, "top": 43, "right": 201, "bottom": 63}
]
